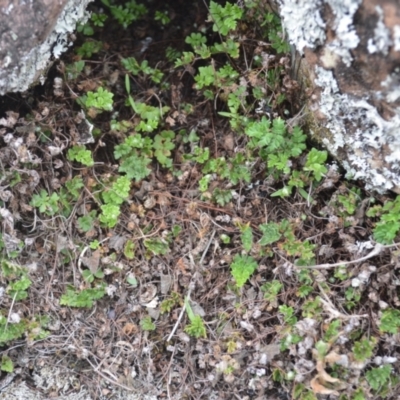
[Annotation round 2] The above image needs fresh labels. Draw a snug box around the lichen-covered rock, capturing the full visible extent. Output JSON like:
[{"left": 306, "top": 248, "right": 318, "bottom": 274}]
[
  {"left": 0, "top": 0, "right": 93, "bottom": 95},
  {"left": 0, "top": 366, "right": 158, "bottom": 399},
  {"left": 279, "top": 0, "right": 400, "bottom": 193}
]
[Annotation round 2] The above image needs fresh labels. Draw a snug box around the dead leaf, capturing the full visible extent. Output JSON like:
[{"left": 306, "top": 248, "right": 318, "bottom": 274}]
[
  {"left": 48, "top": 145, "right": 65, "bottom": 156},
  {"left": 260, "top": 344, "right": 281, "bottom": 364},
  {"left": 139, "top": 283, "right": 158, "bottom": 305},
  {"left": 316, "top": 359, "right": 340, "bottom": 383},
  {"left": 122, "top": 323, "right": 138, "bottom": 336},
  {"left": 0, "top": 208, "right": 14, "bottom": 231},
  {"left": 165, "top": 115, "right": 176, "bottom": 126},
  {"left": 109, "top": 235, "right": 127, "bottom": 251},
  {"left": 0, "top": 111, "right": 19, "bottom": 128},
  {"left": 325, "top": 351, "right": 348, "bottom": 367},
  {"left": 177, "top": 258, "right": 190, "bottom": 276},
  {"left": 77, "top": 79, "right": 98, "bottom": 92},
  {"left": 160, "top": 273, "right": 172, "bottom": 294},
  {"left": 109, "top": 69, "right": 119, "bottom": 85},
  {"left": 224, "top": 132, "right": 235, "bottom": 151},
  {"left": 87, "top": 107, "right": 99, "bottom": 119},
  {"left": 156, "top": 192, "right": 171, "bottom": 206},
  {"left": 82, "top": 249, "right": 101, "bottom": 273},
  {"left": 310, "top": 377, "right": 340, "bottom": 396},
  {"left": 144, "top": 195, "right": 157, "bottom": 209},
  {"left": 75, "top": 111, "right": 94, "bottom": 144}
]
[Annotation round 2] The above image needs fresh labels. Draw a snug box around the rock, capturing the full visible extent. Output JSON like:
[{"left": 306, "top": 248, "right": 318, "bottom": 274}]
[
  {"left": 279, "top": 0, "right": 400, "bottom": 193},
  {"left": 0, "top": 0, "right": 93, "bottom": 95}
]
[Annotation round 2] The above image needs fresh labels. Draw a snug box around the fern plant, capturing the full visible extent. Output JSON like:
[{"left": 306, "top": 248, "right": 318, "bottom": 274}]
[
  {"left": 81, "top": 87, "right": 114, "bottom": 111},
  {"left": 114, "top": 135, "right": 153, "bottom": 181},
  {"left": 379, "top": 308, "right": 400, "bottom": 334},
  {"left": 184, "top": 297, "right": 206, "bottom": 338},
  {"left": 209, "top": 1, "right": 243, "bottom": 36},
  {"left": 140, "top": 316, "right": 156, "bottom": 331},
  {"left": 60, "top": 286, "right": 106, "bottom": 308},
  {"left": 238, "top": 223, "right": 253, "bottom": 253},
  {"left": 230, "top": 254, "right": 258, "bottom": 288},
  {"left": 101, "top": 0, "right": 148, "bottom": 28},
  {"left": 0, "top": 314, "right": 49, "bottom": 345},
  {"left": 1, "top": 355, "right": 13, "bottom": 373},
  {"left": 67, "top": 145, "right": 94, "bottom": 167},
  {"left": 366, "top": 365, "right": 392, "bottom": 392},
  {"left": 245, "top": 117, "right": 307, "bottom": 173},
  {"left": 102, "top": 176, "right": 131, "bottom": 205},
  {"left": 367, "top": 196, "right": 400, "bottom": 244}
]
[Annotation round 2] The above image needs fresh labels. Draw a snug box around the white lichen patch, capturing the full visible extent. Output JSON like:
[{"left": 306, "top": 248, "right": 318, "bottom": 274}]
[
  {"left": 280, "top": 0, "right": 361, "bottom": 66},
  {"left": 0, "top": 381, "right": 89, "bottom": 400},
  {"left": 325, "top": 0, "right": 362, "bottom": 66},
  {"left": 1, "top": 379, "right": 158, "bottom": 400},
  {"left": 1, "top": 365, "right": 158, "bottom": 399},
  {"left": 393, "top": 25, "right": 400, "bottom": 51},
  {"left": 314, "top": 66, "right": 400, "bottom": 193},
  {"left": 367, "top": 6, "right": 392, "bottom": 55},
  {"left": 381, "top": 72, "right": 400, "bottom": 103},
  {"left": 279, "top": 0, "right": 326, "bottom": 52},
  {"left": 320, "top": 46, "right": 341, "bottom": 69}
]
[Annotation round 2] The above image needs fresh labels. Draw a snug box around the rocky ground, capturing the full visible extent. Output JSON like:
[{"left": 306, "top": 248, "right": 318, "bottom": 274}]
[{"left": 0, "top": 1, "right": 399, "bottom": 399}]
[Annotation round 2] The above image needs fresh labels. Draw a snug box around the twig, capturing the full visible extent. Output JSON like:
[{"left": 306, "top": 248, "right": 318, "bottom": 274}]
[
  {"left": 167, "top": 286, "right": 192, "bottom": 342},
  {"left": 209, "top": 217, "right": 235, "bottom": 232},
  {"left": 0, "top": 368, "right": 20, "bottom": 393},
  {"left": 44, "top": 253, "right": 59, "bottom": 301},
  {"left": 318, "top": 284, "right": 368, "bottom": 321},
  {"left": 5, "top": 292, "right": 17, "bottom": 332},
  {"left": 199, "top": 229, "right": 216, "bottom": 265},
  {"left": 167, "top": 231, "right": 212, "bottom": 341},
  {"left": 296, "top": 242, "right": 397, "bottom": 270},
  {"left": 286, "top": 104, "right": 307, "bottom": 129},
  {"left": 156, "top": 340, "right": 177, "bottom": 389},
  {"left": 67, "top": 337, "right": 134, "bottom": 392},
  {"left": 132, "top": 224, "right": 162, "bottom": 241},
  {"left": 77, "top": 237, "right": 109, "bottom": 272},
  {"left": 85, "top": 357, "right": 134, "bottom": 392}
]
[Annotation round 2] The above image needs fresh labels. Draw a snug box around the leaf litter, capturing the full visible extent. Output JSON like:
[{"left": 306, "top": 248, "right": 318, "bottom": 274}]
[{"left": 0, "top": 0, "right": 399, "bottom": 399}]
